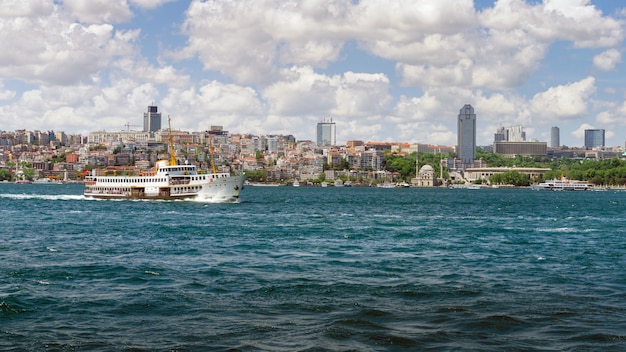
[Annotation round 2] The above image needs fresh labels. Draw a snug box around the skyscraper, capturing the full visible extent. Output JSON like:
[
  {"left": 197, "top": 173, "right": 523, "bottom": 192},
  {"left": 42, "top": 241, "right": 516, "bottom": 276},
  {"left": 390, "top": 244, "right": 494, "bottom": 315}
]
[
  {"left": 494, "top": 125, "right": 526, "bottom": 143},
  {"left": 457, "top": 104, "right": 476, "bottom": 166},
  {"left": 551, "top": 126, "right": 560, "bottom": 148},
  {"left": 316, "top": 116, "right": 336, "bottom": 147},
  {"left": 584, "top": 129, "right": 605, "bottom": 149},
  {"left": 143, "top": 105, "right": 162, "bottom": 133}
]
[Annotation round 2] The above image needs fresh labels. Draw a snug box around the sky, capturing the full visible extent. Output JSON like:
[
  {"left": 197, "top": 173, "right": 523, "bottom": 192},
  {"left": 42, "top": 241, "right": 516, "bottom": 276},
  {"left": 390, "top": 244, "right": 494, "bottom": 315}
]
[{"left": 1, "top": 0, "right": 626, "bottom": 148}]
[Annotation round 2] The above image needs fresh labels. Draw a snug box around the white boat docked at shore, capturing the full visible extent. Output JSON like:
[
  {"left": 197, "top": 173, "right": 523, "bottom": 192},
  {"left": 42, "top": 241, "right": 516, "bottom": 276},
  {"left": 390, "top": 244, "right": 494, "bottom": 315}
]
[{"left": 84, "top": 118, "right": 245, "bottom": 202}]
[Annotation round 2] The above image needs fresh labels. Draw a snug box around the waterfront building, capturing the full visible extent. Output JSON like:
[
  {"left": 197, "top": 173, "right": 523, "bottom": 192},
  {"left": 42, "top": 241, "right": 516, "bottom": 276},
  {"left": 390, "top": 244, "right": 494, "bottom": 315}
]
[
  {"left": 316, "top": 116, "right": 336, "bottom": 147},
  {"left": 143, "top": 105, "right": 162, "bottom": 133},
  {"left": 457, "top": 104, "right": 476, "bottom": 167},
  {"left": 465, "top": 167, "right": 551, "bottom": 183},
  {"left": 551, "top": 126, "right": 560, "bottom": 148},
  {"left": 584, "top": 129, "right": 605, "bottom": 149},
  {"left": 494, "top": 141, "right": 547, "bottom": 157}
]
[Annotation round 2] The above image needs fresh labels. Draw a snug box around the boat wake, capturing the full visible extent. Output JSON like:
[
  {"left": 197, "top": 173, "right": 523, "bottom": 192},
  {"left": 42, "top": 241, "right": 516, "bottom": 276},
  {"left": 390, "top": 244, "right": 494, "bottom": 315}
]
[
  {"left": 0, "top": 193, "right": 89, "bottom": 201},
  {"left": 190, "top": 196, "right": 240, "bottom": 204},
  {"left": 0, "top": 193, "right": 241, "bottom": 204}
]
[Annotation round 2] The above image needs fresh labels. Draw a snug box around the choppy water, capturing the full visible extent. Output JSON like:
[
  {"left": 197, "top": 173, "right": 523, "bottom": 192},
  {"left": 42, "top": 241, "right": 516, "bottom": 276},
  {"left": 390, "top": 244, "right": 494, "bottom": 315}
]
[{"left": 1, "top": 183, "right": 625, "bottom": 351}]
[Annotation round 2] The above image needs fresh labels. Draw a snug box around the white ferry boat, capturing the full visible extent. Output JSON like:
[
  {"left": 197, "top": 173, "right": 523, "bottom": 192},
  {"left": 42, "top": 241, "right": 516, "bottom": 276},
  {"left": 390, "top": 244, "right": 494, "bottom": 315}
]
[
  {"left": 84, "top": 119, "right": 245, "bottom": 202},
  {"left": 531, "top": 177, "right": 594, "bottom": 191}
]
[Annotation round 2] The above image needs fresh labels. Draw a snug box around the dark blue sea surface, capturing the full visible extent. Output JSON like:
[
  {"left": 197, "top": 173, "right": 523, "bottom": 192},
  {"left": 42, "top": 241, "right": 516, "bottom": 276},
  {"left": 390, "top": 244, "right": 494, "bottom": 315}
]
[{"left": 1, "top": 183, "right": 625, "bottom": 351}]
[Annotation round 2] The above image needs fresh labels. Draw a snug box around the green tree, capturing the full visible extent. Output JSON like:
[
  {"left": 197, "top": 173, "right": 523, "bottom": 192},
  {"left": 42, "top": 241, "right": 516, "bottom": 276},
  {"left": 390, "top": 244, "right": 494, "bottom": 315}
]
[
  {"left": 22, "top": 167, "right": 36, "bottom": 181},
  {"left": 0, "top": 169, "right": 11, "bottom": 181},
  {"left": 384, "top": 152, "right": 449, "bottom": 182},
  {"left": 491, "top": 170, "right": 530, "bottom": 186},
  {"left": 244, "top": 170, "right": 267, "bottom": 182}
]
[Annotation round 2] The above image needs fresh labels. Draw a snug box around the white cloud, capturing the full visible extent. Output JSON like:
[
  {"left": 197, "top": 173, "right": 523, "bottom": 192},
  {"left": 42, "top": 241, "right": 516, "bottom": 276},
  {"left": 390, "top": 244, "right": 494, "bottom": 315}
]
[
  {"left": 259, "top": 66, "right": 395, "bottom": 142},
  {"left": 392, "top": 93, "right": 440, "bottom": 123},
  {"left": 162, "top": 81, "right": 266, "bottom": 133},
  {"left": 595, "top": 111, "right": 617, "bottom": 125},
  {"left": 0, "top": 0, "right": 53, "bottom": 17},
  {"left": 593, "top": 49, "right": 622, "bottom": 71},
  {"left": 333, "top": 71, "right": 392, "bottom": 117},
  {"left": 572, "top": 123, "right": 595, "bottom": 139},
  {"left": 176, "top": 0, "right": 623, "bottom": 93},
  {"left": 482, "top": 0, "right": 623, "bottom": 47},
  {"left": 262, "top": 66, "right": 391, "bottom": 118},
  {"left": 263, "top": 66, "right": 339, "bottom": 116},
  {"left": 0, "top": 5, "right": 139, "bottom": 86},
  {"left": 113, "top": 57, "right": 189, "bottom": 88},
  {"left": 0, "top": 82, "right": 16, "bottom": 101},
  {"left": 62, "top": 0, "right": 134, "bottom": 24},
  {"left": 542, "top": 0, "right": 623, "bottom": 48},
  {"left": 530, "top": 77, "right": 597, "bottom": 120},
  {"left": 593, "top": 100, "right": 626, "bottom": 127}
]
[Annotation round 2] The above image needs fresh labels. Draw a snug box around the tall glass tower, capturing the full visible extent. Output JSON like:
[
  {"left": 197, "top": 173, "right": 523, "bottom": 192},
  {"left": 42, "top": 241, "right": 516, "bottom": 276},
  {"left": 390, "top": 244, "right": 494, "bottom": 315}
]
[
  {"left": 551, "top": 126, "right": 560, "bottom": 148},
  {"left": 143, "top": 105, "right": 162, "bottom": 133},
  {"left": 316, "top": 116, "right": 336, "bottom": 147},
  {"left": 457, "top": 104, "right": 476, "bottom": 166},
  {"left": 584, "top": 129, "right": 605, "bottom": 149}
]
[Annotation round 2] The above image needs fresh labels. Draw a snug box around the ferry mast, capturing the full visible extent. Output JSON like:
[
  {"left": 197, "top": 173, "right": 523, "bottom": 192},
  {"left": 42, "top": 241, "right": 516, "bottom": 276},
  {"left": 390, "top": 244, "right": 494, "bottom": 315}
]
[{"left": 168, "top": 116, "right": 177, "bottom": 166}]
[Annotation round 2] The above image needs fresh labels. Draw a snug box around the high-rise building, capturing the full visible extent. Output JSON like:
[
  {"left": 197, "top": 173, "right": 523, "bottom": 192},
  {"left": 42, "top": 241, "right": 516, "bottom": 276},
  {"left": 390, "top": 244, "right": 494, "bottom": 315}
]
[
  {"left": 494, "top": 127, "right": 507, "bottom": 143},
  {"left": 551, "top": 126, "right": 560, "bottom": 148},
  {"left": 584, "top": 129, "right": 605, "bottom": 149},
  {"left": 494, "top": 125, "right": 526, "bottom": 143},
  {"left": 457, "top": 104, "right": 476, "bottom": 166},
  {"left": 507, "top": 126, "right": 525, "bottom": 142},
  {"left": 143, "top": 105, "right": 162, "bottom": 133},
  {"left": 267, "top": 137, "right": 279, "bottom": 153},
  {"left": 316, "top": 116, "right": 336, "bottom": 147}
]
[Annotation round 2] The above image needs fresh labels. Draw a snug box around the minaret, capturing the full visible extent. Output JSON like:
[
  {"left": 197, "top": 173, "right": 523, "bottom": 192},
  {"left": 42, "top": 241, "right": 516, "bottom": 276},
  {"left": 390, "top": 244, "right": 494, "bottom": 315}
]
[{"left": 415, "top": 152, "right": 419, "bottom": 179}]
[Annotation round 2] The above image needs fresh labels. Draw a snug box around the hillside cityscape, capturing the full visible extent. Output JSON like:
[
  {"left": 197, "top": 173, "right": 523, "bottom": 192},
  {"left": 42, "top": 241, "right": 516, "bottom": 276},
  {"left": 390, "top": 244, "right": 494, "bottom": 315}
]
[{"left": 1, "top": 104, "right": 625, "bottom": 187}]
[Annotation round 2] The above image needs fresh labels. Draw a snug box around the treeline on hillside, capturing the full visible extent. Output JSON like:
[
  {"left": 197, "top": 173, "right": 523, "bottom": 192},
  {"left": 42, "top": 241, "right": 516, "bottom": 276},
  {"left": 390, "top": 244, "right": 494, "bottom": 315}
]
[
  {"left": 384, "top": 152, "right": 449, "bottom": 182},
  {"left": 542, "top": 158, "right": 626, "bottom": 185},
  {"left": 475, "top": 151, "right": 626, "bottom": 185},
  {"left": 383, "top": 151, "right": 626, "bottom": 186}
]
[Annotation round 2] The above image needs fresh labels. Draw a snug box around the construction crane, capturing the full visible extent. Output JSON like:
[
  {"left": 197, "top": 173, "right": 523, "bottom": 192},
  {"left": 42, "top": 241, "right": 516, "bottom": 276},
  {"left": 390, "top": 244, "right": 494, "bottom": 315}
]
[{"left": 124, "top": 122, "right": 141, "bottom": 131}]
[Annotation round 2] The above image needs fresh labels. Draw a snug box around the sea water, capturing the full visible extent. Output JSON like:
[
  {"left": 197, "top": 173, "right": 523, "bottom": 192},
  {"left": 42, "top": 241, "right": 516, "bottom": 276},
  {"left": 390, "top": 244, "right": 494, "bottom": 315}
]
[{"left": 1, "top": 184, "right": 625, "bottom": 351}]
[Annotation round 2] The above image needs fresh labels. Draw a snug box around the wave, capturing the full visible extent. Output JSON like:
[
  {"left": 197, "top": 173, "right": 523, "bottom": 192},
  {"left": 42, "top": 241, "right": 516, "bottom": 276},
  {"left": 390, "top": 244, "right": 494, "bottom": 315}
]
[{"left": 0, "top": 193, "right": 88, "bottom": 201}]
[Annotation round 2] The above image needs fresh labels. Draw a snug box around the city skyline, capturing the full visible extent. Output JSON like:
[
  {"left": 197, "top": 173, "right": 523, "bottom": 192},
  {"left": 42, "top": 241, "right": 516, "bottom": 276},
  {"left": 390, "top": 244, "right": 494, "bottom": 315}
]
[
  {"left": 0, "top": 117, "right": 616, "bottom": 151},
  {"left": 1, "top": 1, "right": 626, "bottom": 147}
]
